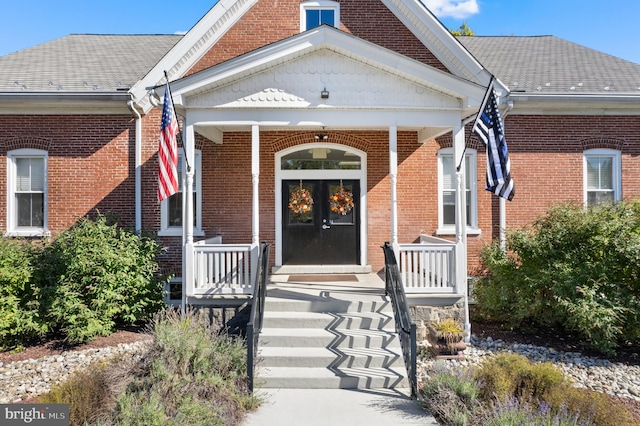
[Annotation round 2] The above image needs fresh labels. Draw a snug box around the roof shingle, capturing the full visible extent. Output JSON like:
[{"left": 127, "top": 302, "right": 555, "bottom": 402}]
[{"left": 0, "top": 34, "right": 181, "bottom": 92}]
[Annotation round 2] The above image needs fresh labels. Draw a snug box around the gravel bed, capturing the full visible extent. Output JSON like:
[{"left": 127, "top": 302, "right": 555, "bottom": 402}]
[{"left": 418, "top": 335, "right": 640, "bottom": 401}]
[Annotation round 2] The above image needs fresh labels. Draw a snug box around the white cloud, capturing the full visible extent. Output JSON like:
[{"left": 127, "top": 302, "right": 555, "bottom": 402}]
[{"left": 422, "top": 0, "right": 479, "bottom": 19}]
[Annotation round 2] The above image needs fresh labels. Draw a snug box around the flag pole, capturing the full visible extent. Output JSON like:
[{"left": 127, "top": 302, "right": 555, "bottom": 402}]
[
  {"left": 164, "top": 71, "right": 192, "bottom": 173},
  {"left": 457, "top": 74, "right": 495, "bottom": 172}
]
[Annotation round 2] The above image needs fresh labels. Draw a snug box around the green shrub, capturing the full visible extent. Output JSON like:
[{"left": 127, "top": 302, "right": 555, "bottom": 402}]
[
  {"left": 112, "top": 308, "right": 259, "bottom": 425},
  {"left": 473, "top": 354, "right": 567, "bottom": 403},
  {"left": 37, "top": 214, "right": 166, "bottom": 344},
  {"left": 475, "top": 201, "right": 640, "bottom": 355},
  {"left": 0, "top": 238, "right": 46, "bottom": 349}
]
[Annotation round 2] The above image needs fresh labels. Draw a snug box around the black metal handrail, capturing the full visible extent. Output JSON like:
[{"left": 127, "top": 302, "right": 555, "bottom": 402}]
[
  {"left": 382, "top": 241, "right": 418, "bottom": 398},
  {"left": 247, "top": 242, "right": 271, "bottom": 393}
]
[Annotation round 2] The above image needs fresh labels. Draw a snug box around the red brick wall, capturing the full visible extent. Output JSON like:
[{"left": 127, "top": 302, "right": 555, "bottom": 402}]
[
  {"left": 187, "top": 0, "right": 447, "bottom": 75},
  {"left": 0, "top": 115, "right": 136, "bottom": 234},
  {"left": 137, "top": 114, "right": 640, "bottom": 274},
  {"left": 3, "top": 112, "right": 639, "bottom": 276}
]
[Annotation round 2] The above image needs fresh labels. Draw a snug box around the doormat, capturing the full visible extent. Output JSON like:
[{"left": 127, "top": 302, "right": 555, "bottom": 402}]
[{"left": 288, "top": 274, "right": 358, "bottom": 282}]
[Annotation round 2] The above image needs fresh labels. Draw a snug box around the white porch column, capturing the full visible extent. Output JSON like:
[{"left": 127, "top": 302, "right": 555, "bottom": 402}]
[
  {"left": 389, "top": 126, "right": 398, "bottom": 246},
  {"left": 182, "top": 123, "right": 196, "bottom": 314},
  {"left": 251, "top": 125, "right": 260, "bottom": 246},
  {"left": 453, "top": 122, "right": 470, "bottom": 342}
]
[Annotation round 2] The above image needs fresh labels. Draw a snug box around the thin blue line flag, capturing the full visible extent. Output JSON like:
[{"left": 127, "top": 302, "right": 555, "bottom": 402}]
[{"left": 472, "top": 81, "right": 515, "bottom": 201}]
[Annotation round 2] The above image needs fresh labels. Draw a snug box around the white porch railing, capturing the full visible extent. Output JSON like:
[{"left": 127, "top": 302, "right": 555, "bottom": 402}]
[
  {"left": 395, "top": 236, "right": 457, "bottom": 294},
  {"left": 186, "top": 243, "right": 259, "bottom": 296}
]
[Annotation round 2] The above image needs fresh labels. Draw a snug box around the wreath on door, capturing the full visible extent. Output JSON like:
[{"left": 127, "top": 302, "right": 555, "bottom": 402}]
[
  {"left": 329, "top": 183, "right": 354, "bottom": 215},
  {"left": 288, "top": 181, "right": 314, "bottom": 214}
]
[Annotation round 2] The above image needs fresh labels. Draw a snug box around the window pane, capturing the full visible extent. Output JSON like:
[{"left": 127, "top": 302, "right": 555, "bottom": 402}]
[
  {"left": 466, "top": 190, "right": 472, "bottom": 226},
  {"left": 16, "top": 157, "right": 45, "bottom": 191},
  {"left": 442, "top": 156, "right": 454, "bottom": 190},
  {"left": 306, "top": 9, "right": 320, "bottom": 29},
  {"left": 587, "top": 157, "right": 613, "bottom": 190},
  {"left": 464, "top": 156, "right": 472, "bottom": 187},
  {"left": 281, "top": 148, "right": 360, "bottom": 170},
  {"left": 167, "top": 192, "right": 197, "bottom": 227},
  {"left": 328, "top": 183, "right": 354, "bottom": 224},
  {"left": 320, "top": 10, "right": 334, "bottom": 25},
  {"left": 16, "top": 193, "right": 44, "bottom": 227},
  {"left": 443, "top": 190, "right": 455, "bottom": 225},
  {"left": 288, "top": 184, "right": 314, "bottom": 224},
  {"left": 588, "top": 190, "right": 614, "bottom": 206}
]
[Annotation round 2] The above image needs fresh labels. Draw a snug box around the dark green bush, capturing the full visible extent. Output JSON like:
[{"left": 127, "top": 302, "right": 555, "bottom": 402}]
[
  {"left": 475, "top": 201, "right": 640, "bottom": 355},
  {"left": 37, "top": 215, "right": 166, "bottom": 344},
  {"left": 0, "top": 238, "right": 46, "bottom": 349}
]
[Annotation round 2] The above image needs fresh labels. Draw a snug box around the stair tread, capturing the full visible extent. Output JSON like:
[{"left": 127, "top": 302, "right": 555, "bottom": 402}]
[
  {"left": 258, "top": 366, "right": 406, "bottom": 378},
  {"left": 259, "top": 328, "right": 398, "bottom": 336},
  {"left": 264, "top": 311, "right": 393, "bottom": 318},
  {"left": 258, "top": 346, "right": 403, "bottom": 356}
]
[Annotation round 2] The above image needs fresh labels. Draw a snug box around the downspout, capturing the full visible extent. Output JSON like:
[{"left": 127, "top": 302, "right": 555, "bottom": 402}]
[{"left": 127, "top": 98, "right": 143, "bottom": 234}]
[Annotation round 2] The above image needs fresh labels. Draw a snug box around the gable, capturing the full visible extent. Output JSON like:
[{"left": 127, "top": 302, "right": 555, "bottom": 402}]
[
  {"left": 187, "top": 0, "right": 449, "bottom": 77},
  {"left": 187, "top": 49, "right": 461, "bottom": 110},
  {"left": 134, "top": 0, "right": 488, "bottom": 109}
]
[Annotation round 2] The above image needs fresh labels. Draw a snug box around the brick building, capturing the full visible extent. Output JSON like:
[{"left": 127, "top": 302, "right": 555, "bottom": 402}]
[{"left": 1, "top": 0, "right": 639, "bottom": 306}]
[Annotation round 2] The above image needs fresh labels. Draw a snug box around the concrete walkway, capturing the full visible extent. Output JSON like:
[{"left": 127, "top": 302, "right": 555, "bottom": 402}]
[{"left": 243, "top": 388, "right": 438, "bottom": 425}]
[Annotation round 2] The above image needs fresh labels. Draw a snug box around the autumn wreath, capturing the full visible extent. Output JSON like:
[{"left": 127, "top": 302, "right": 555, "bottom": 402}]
[
  {"left": 329, "top": 186, "right": 354, "bottom": 215},
  {"left": 288, "top": 185, "right": 314, "bottom": 214}
]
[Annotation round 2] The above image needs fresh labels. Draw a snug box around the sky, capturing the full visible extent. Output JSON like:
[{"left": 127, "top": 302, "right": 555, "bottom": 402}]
[{"left": 0, "top": 0, "right": 639, "bottom": 64}]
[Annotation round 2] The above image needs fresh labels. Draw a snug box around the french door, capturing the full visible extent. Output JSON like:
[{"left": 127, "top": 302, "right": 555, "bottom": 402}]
[{"left": 282, "top": 179, "right": 360, "bottom": 265}]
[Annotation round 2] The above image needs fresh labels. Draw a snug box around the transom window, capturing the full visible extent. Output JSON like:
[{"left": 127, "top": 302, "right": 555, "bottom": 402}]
[
  {"left": 583, "top": 148, "right": 621, "bottom": 206},
  {"left": 6, "top": 149, "right": 48, "bottom": 236},
  {"left": 300, "top": 1, "right": 339, "bottom": 31},
  {"left": 438, "top": 148, "right": 478, "bottom": 232},
  {"left": 281, "top": 147, "right": 360, "bottom": 170}
]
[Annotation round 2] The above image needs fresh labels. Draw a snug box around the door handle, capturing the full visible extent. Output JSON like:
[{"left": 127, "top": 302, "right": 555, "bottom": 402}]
[{"left": 322, "top": 224, "right": 331, "bottom": 230}]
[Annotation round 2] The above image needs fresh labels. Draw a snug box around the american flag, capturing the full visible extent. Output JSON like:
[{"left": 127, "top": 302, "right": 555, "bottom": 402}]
[
  {"left": 158, "top": 81, "right": 179, "bottom": 201},
  {"left": 472, "top": 81, "right": 515, "bottom": 201}
]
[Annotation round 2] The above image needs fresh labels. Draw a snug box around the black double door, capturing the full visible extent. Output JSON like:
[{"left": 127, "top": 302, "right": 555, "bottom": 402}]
[{"left": 282, "top": 179, "right": 360, "bottom": 265}]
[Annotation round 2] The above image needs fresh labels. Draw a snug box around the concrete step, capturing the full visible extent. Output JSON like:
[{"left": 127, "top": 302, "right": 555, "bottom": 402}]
[
  {"left": 264, "top": 296, "right": 391, "bottom": 314},
  {"left": 257, "top": 346, "right": 404, "bottom": 369},
  {"left": 258, "top": 327, "right": 400, "bottom": 349},
  {"left": 262, "top": 311, "right": 395, "bottom": 330},
  {"left": 257, "top": 366, "right": 409, "bottom": 389}
]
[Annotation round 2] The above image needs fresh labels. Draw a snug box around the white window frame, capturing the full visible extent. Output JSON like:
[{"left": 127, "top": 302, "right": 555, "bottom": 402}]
[
  {"left": 6, "top": 149, "right": 49, "bottom": 237},
  {"left": 436, "top": 147, "right": 479, "bottom": 235},
  {"left": 583, "top": 148, "right": 621, "bottom": 206},
  {"left": 300, "top": 1, "right": 340, "bottom": 32},
  {"left": 158, "top": 150, "right": 203, "bottom": 237}
]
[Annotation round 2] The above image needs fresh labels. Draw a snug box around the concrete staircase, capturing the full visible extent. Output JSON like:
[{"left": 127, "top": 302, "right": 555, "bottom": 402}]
[{"left": 255, "top": 277, "right": 409, "bottom": 390}]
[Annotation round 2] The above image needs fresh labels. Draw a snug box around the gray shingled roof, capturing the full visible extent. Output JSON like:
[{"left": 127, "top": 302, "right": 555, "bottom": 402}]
[
  {"left": 2, "top": 33, "right": 640, "bottom": 96},
  {"left": 0, "top": 34, "right": 181, "bottom": 92},
  {"left": 458, "top": 35, "right": 640, "bottom": 94}
]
